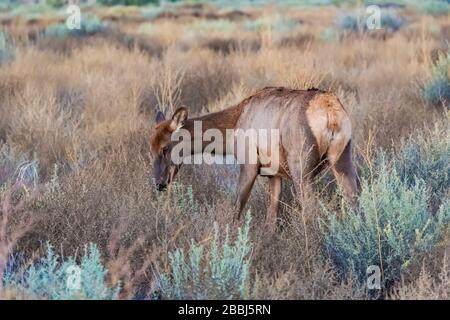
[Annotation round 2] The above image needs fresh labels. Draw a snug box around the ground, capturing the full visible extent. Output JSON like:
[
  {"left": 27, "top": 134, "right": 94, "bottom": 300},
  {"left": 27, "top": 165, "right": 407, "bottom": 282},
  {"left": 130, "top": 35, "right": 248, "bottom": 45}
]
[{"left": 0, "top": 0, "right": 449, "bottom": 300}]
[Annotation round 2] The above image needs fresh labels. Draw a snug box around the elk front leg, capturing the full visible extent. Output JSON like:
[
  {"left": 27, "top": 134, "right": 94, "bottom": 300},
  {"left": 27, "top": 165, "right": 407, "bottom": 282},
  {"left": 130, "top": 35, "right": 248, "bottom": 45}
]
[
  {"left": 234, "top": 164, "right": 259, "bottom": 221},
  {"left": 267, "top": 176, "right": 282, "bottom": 233}
]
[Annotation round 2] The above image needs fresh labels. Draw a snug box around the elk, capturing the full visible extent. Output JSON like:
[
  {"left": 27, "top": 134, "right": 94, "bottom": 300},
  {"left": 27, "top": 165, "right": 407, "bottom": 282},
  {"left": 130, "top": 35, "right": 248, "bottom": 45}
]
[{"left": 149, "top": 87, "right": 358, "bottom": 231}]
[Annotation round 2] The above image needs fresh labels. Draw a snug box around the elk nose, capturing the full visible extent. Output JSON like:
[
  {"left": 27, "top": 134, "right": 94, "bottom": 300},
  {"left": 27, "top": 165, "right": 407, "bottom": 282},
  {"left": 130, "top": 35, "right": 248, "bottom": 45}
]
[{"left": 156, "top": 183, "right": 167, "bottom": 192}]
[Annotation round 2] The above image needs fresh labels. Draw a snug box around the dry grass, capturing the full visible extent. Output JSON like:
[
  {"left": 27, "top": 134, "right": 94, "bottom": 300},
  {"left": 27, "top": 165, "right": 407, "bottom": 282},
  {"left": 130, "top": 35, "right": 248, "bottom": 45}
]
[{"left": 0, "top": 2, "right": 449, "bottom": 299}]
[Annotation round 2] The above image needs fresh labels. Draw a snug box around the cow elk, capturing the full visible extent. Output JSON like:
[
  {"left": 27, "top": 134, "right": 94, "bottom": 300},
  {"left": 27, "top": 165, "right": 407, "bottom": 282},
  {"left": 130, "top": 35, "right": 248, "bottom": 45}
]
[{"left": 149, "top": 87, "right": 358, "bottom": 232}]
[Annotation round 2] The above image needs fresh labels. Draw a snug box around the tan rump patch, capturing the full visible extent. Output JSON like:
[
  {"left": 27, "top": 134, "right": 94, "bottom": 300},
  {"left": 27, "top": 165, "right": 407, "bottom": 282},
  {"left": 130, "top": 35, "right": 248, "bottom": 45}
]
[{"left": 306, "top": 93, "right": 352, "bottom": 160}]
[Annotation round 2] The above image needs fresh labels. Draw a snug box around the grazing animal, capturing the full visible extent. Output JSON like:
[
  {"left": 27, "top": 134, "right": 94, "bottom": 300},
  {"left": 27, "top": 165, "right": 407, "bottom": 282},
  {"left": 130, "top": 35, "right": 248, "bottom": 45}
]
[{"left": 149, "top": 87, "right": 358, "bottom": 231}]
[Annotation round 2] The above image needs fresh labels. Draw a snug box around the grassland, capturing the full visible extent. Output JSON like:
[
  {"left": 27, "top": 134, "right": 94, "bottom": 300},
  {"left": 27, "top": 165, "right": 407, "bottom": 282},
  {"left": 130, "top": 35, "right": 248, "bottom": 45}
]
[{"left": 0, "top": 0, "right": 449, "bottom": 299}]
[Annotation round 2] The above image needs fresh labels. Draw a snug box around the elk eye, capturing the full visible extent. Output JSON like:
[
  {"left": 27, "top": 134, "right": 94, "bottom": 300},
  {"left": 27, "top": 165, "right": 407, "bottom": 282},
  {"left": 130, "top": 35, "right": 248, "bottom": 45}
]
[{"left": 162, "top": 146, "right": 169, "bottom": 154}]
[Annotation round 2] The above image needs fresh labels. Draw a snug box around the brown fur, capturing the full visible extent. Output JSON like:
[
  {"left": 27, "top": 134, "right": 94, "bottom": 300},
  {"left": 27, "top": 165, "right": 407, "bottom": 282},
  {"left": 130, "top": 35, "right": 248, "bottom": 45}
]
[
  {"left": 149, "top": 87, "right": 358, "bottom": 231},
  {"left": 150, "top": 122, "right": 173, "bottom": 155}
]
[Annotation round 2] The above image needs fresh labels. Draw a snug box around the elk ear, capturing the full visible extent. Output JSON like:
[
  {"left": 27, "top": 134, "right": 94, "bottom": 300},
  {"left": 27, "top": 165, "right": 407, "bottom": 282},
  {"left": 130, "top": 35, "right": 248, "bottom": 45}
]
[
  {"left": 155, "top": 111, "right": 166, "bottom": 124},
  {"left": 170, "top": 107, "right": 188, "bottom": 131}
]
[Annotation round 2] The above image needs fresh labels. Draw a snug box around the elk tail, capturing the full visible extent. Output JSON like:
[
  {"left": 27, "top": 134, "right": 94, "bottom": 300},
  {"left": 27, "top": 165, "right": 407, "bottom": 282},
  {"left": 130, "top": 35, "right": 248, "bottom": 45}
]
[
  {"left": 325, "top": 99, "right": 352, "bottom": 165},
  {"left": 306, "top": 92, "right": 351, "bottom": 163}
]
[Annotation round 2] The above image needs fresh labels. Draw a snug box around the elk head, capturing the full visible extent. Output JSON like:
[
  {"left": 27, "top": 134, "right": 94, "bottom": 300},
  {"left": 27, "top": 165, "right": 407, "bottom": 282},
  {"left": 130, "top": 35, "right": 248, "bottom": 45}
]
[{"left": 149, "top": 107, "right": 188, "bottom": 192}]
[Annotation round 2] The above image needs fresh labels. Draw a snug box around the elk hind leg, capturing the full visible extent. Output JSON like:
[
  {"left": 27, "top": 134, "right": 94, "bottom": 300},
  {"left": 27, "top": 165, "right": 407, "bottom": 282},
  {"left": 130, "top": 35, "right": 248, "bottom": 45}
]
[
  {"left": 328, "top": 140, "right": 358, "bottom": 199},
  {"left": 266, "top": 176, "right": 282, "bottom": 233},
  {"left": 234, "top": 164, "right": 259, "bottom": 221}
]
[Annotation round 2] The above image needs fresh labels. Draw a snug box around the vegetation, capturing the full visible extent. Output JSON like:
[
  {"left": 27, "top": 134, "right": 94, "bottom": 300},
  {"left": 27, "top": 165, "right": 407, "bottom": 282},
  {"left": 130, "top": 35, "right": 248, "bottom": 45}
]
[
  {"left": 417, "top": 0, "right": 450, "bottom": 16},
  {"left": 394, "top": 121, "right": 450, "bottom": 206},
  {"left": 423, "top": 53, "right": 450, "bottom": 108},
  {"left": 0, "top": 32, "right": 15, "bottom": 65},
  {"left": 0, "top": 0, "right": 449, "bottom": 300},
  {"left": 324, "top": 161, "right": 450, "bottom": 288},
  {"left": 45, "top": 15, "right": 105, "bottom": 38},
  {"left": 158, "top": 213, "right": 252, "bottom": 299},
  {"left": 98, "top": 0, "right": 160, "bottom": 5},
  {"left": 337, "top": 9, "right": 404, "bottom": 33},
  {"left": 3, "top": 244, "right": 119, "bottom": 299}
]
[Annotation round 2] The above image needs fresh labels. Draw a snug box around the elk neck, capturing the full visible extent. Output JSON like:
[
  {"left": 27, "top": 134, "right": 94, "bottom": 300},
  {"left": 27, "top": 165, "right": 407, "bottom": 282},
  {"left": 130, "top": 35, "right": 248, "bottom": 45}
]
[{"left": 178, "top": 104, "right": 244, "bottom": 156}]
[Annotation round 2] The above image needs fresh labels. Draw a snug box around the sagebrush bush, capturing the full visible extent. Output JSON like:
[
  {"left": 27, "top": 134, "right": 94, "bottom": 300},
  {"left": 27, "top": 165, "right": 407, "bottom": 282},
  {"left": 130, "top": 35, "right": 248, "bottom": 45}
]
[
  {"left": 380, "top": 10, "right": 404, "bottom": 33},
  {"left": 417, "top": 0, "right": 450, "bottom": 16},
  {"left": 47, "top": 0, "right": 65, "bottom": 8},
  {"left": 337, "top": 13, "right": 360, "bottom": 32},
  {"left": 193, "top": 20, "right": 237, "bottom": 34},
  {"left": 6, "top": 3, "right": 62, "bottom": 20},
  {"left": 158, "top": 213, "right": 252, "bottom": 300},
  {"left": 244, "top": 15, "right": 300, "bottom": 33},
  {"left": 338, "top": 9, "right": 404, "bottom": 33},
  {"left": 323, "top": 161, "right": 450, "bottom": 289},
  {"left": 423, "top": 53, "right": 450, "bottom": 107},
  {"left": 171, "top": 183, "right": 200, "bottom": 214},
  {"left": 45, "top": 15, "right": 105, "bottom": 38},
  {"left": 3, "top": 243, "right": 119, "bottom": 300},
  {"left": 394, "top": 121, "right": 450, "bottom": 208},
  {"left": 0, "top": 1, "right": 11, "bottom": 12},
  {"left": 0, "top": 31, "right": 15, "bottom": 65},
  {"left": 99, "top": 0, "right": 158, "bottom": 5}
]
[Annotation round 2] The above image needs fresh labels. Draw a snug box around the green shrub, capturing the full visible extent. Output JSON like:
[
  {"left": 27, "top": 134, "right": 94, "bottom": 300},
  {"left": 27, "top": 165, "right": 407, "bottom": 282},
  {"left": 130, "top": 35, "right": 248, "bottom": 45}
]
[
  {"left": 7, "top": 3, "right": 63, "bottom": 20},
  {"left": 380, "top": 10, "right": 404, "bottom": 32},
  {"left": 172, "top": 183, "right": 199, "bottom": 214},
  {"left": 0, "top": 31, "right": 16, "bottom": 65},
  {"left": 394, "top": 122, "right": 450, "bottom": 208},
  {"left": 244, "top": 15, "right": 300, "bottom": 33},
  {"left": 193, "top": 20, "right": 237, "bottom": 33},
  {"left": 323, "top": 161, "right": 450, "bottom": 289},
  {"left": 47, "top": 0, "right": 65, "bottom": 8},
  {"left": 423, "top": 53, "right": 450, "bottom": 107},
  {"left": 158, "top": 213, "right": 252, "bottom": 299},
  {"left": 82, "top": 15, "right": 105, "bottom": 34},
  {"left": 151, "top": 182, "right": 200, "bottom": 216},
  {"left": 45, "top": 15, "right": 105, "bottom": 38},
  {"left": 338, "top": 9, "right": 404, "bottom": 33},
  {"left": 140, "top": 6, "right": 163, "bottom": 19},
  {"left": 417, "top": 0, "right": 450, "bottom": 16},
  {"left": 320, "top": 27, "right": 338, "bottom": 42},
  {"left": 0, "top": 1, "right": 13, "bottom": 12},
  {"left": 98, "top": 0, "right": 159, "bottom": 5},
  {"left": 338, "top": 13, "right": 360, "bottom": 32},
  {"left": 4, "top": 243, "right": 119, "bottom": 300},
  {"left": 45, "top": 23, "right": 71, "bottom": 38}
]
